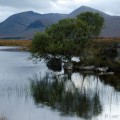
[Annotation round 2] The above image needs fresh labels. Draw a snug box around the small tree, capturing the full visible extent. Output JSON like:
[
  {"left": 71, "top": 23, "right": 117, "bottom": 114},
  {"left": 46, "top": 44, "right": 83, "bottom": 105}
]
[
  {"left": 31, "top": 12, "right": 104, "bottom": 62},
  {"left": 45, "top": 18, "right": 90, "bottom": 58}
]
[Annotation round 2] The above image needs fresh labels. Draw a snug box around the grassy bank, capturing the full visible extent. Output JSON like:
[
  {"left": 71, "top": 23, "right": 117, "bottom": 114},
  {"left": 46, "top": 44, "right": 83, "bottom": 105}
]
[
  {"left": 0, "top": 39, "right": 31, "bottom": 47},
  {"left": 0, "top": 39, "right": 32, "bottom": 50}
]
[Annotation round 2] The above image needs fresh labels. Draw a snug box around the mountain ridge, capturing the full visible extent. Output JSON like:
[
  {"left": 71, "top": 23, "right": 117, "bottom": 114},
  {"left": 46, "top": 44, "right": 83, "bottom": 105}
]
[
  {"left": 0, "top": 6, "right": 120, "bottom": 39},
  {"left": 68, "top": 6, "right": 110, "bottom": 18}
]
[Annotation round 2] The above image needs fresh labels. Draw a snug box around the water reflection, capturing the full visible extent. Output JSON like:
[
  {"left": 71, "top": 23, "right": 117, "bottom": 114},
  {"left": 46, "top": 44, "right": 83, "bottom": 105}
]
[
  {"left": 99, "top": 74, "right": 120, "bottom": 92},
  {"left": 30, "top": 72, "right": 103, "bottom": 119}
]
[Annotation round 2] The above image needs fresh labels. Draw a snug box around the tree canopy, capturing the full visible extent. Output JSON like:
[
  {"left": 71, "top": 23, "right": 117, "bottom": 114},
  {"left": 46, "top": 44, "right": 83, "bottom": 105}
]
[
  {"left": 31, "top": 12, "right": 104, "bottom": 59},
  {"left": 77, "top": 12, "right": 104, "bottom": 38}
]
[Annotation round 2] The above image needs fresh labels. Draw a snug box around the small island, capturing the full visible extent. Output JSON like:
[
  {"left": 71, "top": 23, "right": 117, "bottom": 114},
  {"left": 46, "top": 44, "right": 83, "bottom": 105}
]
[{"left": 31, "top": 12, "right": 120, "bottom": 74}]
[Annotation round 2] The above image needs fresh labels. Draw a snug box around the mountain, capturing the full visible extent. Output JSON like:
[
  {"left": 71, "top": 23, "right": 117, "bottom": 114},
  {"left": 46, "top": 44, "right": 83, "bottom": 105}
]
[
  {"left": 0, "top": 11, "right": 41, "bottom": 38},
  {"left": 0, "top": 11, "right": 66, "bottom": 39},
  {"left": 68, "top": 6, "right": 110, "bottom": 18},
  {"left": 101, "top": 16, "right": 120, "bottom": 37},
  {"left": 68, "top": 6, "right": 120, "bottom": 37},
  {"left": 0, "top": 6, "right": 120, "bottom": 39}
]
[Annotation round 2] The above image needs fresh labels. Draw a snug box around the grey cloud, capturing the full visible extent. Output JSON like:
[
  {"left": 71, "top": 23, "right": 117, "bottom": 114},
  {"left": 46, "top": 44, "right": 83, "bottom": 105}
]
[
  {"left": 0, "top": 0, "right": 120, "bottom": 22},
  {"left": 0, "top": 0, "right": 59, "bottom": 9},
  {"left": 0, "top": 0, "right": 119, "bottom": 14},
  {"left": 86, "top": 0, "right": 120, "bottom": 15}
]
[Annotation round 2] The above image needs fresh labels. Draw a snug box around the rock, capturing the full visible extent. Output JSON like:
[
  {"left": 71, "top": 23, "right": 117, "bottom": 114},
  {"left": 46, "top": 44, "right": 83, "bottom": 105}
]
[
  {"left": 95, "top": 67, "right": 108, "bottom": 72},
  {"left": 79, "top": 66, "right": 95, "bottom": 71},
  {"left": 71, "top": 57, "right": 80, "bottom": 62},
  {"left": 47, "top": 58, "right": 62, "bottom": 72},
  {"left": 63, "top": 62, "right": 73, "bottom": 70},
  {"left": 98, "top": 72, "right": 114, "bottom": 75}
]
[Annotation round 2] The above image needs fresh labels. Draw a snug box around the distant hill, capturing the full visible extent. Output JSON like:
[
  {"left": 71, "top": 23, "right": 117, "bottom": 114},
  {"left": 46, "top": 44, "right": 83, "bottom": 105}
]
[
  {"left": 0, "top": 11, "right": 66, "bottom": 39},
  {"left": 0, "top": 6, "right": 120, "bottom": 39},
  {"left": 0, "top": 11, "right": 41, "bottom": 38},
  {"left": 67, "top": 6, "right": 120, "bottom": 37},
  {"left": 68, "top": 6, "right": 109, "bottom": 18}
]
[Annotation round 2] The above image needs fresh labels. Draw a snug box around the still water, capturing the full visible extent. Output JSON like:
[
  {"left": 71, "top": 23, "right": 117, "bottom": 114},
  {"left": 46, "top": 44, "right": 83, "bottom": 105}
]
[{"left": 0, "top": 46, "right": 120, "bottom": 120}]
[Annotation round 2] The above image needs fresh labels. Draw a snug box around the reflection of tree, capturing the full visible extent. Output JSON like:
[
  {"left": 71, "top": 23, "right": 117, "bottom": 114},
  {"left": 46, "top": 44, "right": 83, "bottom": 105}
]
[
  {"left": 92, "top": 93, "right": 102, "bottom": 116},
  {"left": 0, "top": 116, "right": 8, "bottom": 120},
  {"left": 30, "top": 72, "right": 102, "bottom": 119},
  {"left": 99, "top": 74, "right": 120, "bottom": 91}
]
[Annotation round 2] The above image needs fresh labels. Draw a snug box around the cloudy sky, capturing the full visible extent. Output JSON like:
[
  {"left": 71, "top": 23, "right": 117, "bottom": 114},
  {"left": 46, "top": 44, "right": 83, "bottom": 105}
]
[{"left": 0, "top": 0, "right": 119, "bottom": 22}]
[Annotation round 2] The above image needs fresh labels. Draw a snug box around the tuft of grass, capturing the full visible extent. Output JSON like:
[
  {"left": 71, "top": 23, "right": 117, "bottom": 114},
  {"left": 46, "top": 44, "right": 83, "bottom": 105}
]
[{"left": 78, "top": 38, "right": 120, "bottom": 68}]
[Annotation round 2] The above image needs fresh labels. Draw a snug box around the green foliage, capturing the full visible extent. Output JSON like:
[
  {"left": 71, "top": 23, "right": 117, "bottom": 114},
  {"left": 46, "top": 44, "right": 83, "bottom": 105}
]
[
  {"left": 46, "top": 18, "right": 76, "bottom": 41},
  {"left": 46, "top": 18, "right": 90, "bottom": 44},
  {"left": 77, "top": 12, "right": 104, "bottom": 37},
  {"left": 31, "top": 32, "right": 51, "bottom": 55}
]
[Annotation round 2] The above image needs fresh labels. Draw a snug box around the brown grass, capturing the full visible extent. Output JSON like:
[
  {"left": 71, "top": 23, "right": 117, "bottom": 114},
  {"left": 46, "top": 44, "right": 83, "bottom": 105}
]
[
  {"left": 0, "top": 39, "right": 32, "bottom": 50},
  {"left": 0, "top": 38, "right": 120, "bottom": 49},
  {"left": 94, "top": 38, "right": 120, "bottom": 43},
  {"left": 87, "top": 38, "right": 120, "bottom": 48}
]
